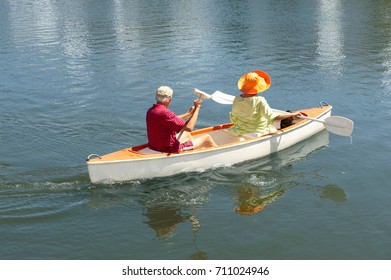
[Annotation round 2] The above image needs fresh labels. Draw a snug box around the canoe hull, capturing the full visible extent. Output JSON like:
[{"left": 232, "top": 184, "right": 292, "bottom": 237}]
[{"left": 87, "top": 105, "right": 332, "bottom": 183}]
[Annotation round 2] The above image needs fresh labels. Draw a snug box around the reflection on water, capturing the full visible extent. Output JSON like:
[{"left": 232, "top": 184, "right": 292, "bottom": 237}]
[
  {"left": 318, "top": 184, "right": 348, "bottom": 203},
  {"left": 79, "top": 167, "right": 215, "bottom": 258},
  {"left": 316, "top": 0, "right": 344, "bottom": 76},
  {"left": 232, "top": 130, "right": 330, "bottom": 174},
  {"left": 305, "top": 182, "right": 348, "bottom": 204},
  {"left": 144, "top": 205, "right": 193, "bottom": 239},
  {"left": 85, "top": 176, "right": 210, "bottom": 258},
  {"left": 235, "top": 184, "right": 285, "bottom": 216},
  {"left": 222, "top": 130, "right": 335, "bottom": 216},
  {"left": 382, "top": 43, "right": 391, "bottom": 95},
  {"left": 140, "top": 180, "right": 208, "bottom": 259},
  {"left": 140, "top": 131, "right": 332, "bottom": 237},
  {"left": 143, "top": 204, "right": 205, "bottom": 259},
  {"left": 379, "top": 3, "right": 391, "bottom": 95}
]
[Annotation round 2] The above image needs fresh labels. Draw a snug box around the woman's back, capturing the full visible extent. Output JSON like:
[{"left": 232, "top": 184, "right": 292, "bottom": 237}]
[{"left": 227, "top": 95, "right": 279, "bottom": 136}]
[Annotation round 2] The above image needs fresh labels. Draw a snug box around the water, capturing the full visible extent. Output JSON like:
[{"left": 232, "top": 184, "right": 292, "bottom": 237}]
[{"left": 1, "top": 0, "right": 391, "bottom": 260}]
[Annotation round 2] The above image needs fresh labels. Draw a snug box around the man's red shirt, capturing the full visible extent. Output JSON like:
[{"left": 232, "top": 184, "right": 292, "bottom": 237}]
[{"left": 146, "top": 104, "right": 186, "bottom": 153}]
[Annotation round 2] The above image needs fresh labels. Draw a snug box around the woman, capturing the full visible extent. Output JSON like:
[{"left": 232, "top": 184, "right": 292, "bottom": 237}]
[{"left": 227, "top": 70, "right": 301, "bottom": 136}]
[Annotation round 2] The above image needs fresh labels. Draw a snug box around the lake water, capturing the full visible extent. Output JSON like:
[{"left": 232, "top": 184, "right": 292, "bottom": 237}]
[{"left": 1, "top": 0, "right": 391, "bottom": 261}]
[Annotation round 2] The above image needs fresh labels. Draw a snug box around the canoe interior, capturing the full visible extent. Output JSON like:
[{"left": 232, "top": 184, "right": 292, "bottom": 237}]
[{"left": 87, "top": 105, "right": 332, "bottom": 163}]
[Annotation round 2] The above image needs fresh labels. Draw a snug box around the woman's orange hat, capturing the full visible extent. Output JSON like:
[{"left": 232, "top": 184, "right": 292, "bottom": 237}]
[{"left": 237, "top": 70, "right": 271, "bottom": 95}]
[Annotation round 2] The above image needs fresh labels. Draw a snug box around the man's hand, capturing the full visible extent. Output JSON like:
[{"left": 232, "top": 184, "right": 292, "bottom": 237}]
[
  {"left": 187, "top": 105, "right": 196, "bottom": 115},
  {"left": 193, "top": 98, "right": 203, "bottom": 109}
]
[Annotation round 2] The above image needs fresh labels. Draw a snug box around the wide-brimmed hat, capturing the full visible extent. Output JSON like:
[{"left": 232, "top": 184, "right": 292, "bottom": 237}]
[{"left": 238, "top": 70, "right": 271, "bottom": 95}]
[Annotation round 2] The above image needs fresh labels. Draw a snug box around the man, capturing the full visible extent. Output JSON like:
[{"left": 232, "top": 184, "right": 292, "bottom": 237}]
[{"left": 146, "top": 86, "right": 217, "bottom": 153}]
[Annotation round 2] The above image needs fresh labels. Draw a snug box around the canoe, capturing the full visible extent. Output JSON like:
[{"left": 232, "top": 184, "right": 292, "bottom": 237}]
[{"left": 86, "top": 104, "right": 333, "bottom": 183}]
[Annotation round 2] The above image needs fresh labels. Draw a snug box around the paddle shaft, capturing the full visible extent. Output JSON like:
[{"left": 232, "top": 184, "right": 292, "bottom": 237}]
[
  {"left": 298, "top": 115, "right": 347, "bottom": 129},
  {"left": 178, "top": 95, "right": 203, "bottom": 140}
]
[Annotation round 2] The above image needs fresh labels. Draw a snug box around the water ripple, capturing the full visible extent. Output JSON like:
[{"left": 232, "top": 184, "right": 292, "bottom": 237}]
[{"left": 0, "top": 180, "right": 88, "bottom": 223}]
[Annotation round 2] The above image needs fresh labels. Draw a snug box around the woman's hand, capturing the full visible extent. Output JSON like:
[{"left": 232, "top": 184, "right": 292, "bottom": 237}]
[
  {"left": 291, "top": 112, "right": 302, "bottom": 119},
  {"left": 276, "top": 111, "right": 302, "bottom": 121}
]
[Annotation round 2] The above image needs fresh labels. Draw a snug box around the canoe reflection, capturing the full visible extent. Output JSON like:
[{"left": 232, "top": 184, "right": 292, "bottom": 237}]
[{"left": 233, "top": 130, "right": 330, "bottom": 216}]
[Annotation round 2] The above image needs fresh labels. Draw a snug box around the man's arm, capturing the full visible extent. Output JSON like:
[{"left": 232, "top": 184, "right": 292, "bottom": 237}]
[
  {"left": 182, "top": 106, "right": 200, "bottom": 132},
  {"left": 177, "top": 105, "right": 195, "bottom": 119}
]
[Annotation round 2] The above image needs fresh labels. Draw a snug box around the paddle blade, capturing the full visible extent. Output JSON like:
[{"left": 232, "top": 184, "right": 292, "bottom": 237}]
[
  {"left": 211, "top": 91, "right": 235, "bottom": 104},
  {"left": 324, "top": 116, "right": 354, "bottom": 136}
]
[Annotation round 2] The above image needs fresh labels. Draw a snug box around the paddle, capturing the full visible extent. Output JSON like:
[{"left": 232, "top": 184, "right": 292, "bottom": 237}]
[
  {"left": 298, "top": 115, "right": 354, "bottom": 137},
  {"left": 177, "top": 95, "right": 203, "bottom": 141},
  {"left": 194, "top": 88, "right": 234, "bottom": 104},
  {"left": 194, "top": 88, "right": 354, "bottom": 137}
]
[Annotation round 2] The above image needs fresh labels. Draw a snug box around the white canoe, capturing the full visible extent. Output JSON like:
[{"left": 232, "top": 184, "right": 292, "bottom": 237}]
[{"left": 86, "top": 104, "right": 332, "bottom": 183}]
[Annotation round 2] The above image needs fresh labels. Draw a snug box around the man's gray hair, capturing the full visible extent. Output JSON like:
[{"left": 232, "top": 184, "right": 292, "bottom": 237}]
[{"left": 156, "top": 86, "right": 173, "bottom": 102}]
